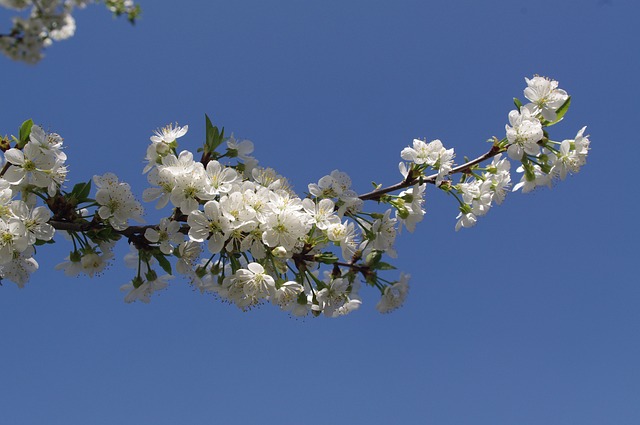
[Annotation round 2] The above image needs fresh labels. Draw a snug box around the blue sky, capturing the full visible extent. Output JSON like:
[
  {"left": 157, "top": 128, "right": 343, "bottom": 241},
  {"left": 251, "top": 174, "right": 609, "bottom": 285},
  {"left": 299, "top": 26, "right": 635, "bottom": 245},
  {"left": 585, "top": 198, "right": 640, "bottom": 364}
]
[{"left": 0, "top": 1, "right": 638, "bottom": 424}]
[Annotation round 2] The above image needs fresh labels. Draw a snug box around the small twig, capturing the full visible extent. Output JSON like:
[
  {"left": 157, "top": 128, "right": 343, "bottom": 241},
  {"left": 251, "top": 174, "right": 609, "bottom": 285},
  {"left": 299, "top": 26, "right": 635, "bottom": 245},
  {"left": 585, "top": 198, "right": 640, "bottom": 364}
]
[{"left": 358, "top": 144, "right": 505, "bottom": 201}]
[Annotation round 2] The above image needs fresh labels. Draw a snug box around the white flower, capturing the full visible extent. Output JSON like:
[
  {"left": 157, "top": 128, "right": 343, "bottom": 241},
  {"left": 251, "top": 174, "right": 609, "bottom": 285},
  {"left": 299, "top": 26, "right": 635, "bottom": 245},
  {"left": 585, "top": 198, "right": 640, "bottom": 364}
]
[
  {"left": 143, "top": 167, "right": 175, "bottom": 209},
  {"left": 0, "top": 245, "right": 38, "bottom": 288},
  {"left": 234, "top": 262, "right": 275, "bottom": 299},
  {"left": 54, "top": 251, "right": 83, "bottom": 277},
  {"left": 10, "top": 202, "right": 54, "bottom": 244},
  {"left": 227, "top": 135, "right": 255, "bottom": 161},
  {"left": 396, "top": 184, "right": 426, "bottom": 233},
  {"left": 28, "top": 125, "right": 66, "bottom": 163},
  {"left": 150, "top": 123, "right": 188, "bottom": 145},
  {"left": 506, "top": 108, "right": 543, "bottom": 160},
  {"left": 205, "top": 160, "right": 238, "bottom": 196},
  {"left": 252, "top": 167, "right": 292, "bottom": 192},
  {"left": 94, "top": 173, "right": 144, "bottom": 230},
  {"left": 49, "top": 13, "right": 76, "bottom": 41},
  {"left": 3, "top": 142, "right": 57, "bottom": 187},
  {"left": 168, "top": 163, "right": 211, "bottom": 213},
  {"left": 308, "top": 170, "right": 352, "bottom": 198},
  {"left": 483, "top": 154, "right": 511, "bottom": 205},
  {"left": 513, "top": 164, "right": 552, "bottom": 193},
  {"left": 361, "top": 209, "right": 397, "bottom": 258},
  {"left": 455, "top": 210, "right": 477, "bottom": 231},
  {"left": 376, "top": 273, "right": 410, "bottom": 313},
  {"left": 400, "top": 139, "right": 454, "bottom": 185},
  {"left": 0, "top": 218, "right": 28, "bottom": 264},
  {"left": 336, "top": 190, "right": 363, "bottom": 217},
  {"left": 302, "top": 198, "right": 340, "bottom": 230},
  {"left": 401, "top": 139, "right": 431, "bottom": 165},
  {"left": 550, "top": 127, "right": 590, "bottom": 180},
  {"left": 144, "top": 218, "right": 183, "bottom": 255},
  {"left": 81, "top": 245, "right": 114, "bottom": 277},
  {"left": 524, "top": 76, "right": 569, "bottom": 122},
  {"left": 326, "top": 220, "right": 359, "bottom": 261},
  {"left": 120, "top": 274, "right": 173, "bottom": 304},
  {"left": 176, "top": 240, "right": 202, "bottom": 276},
  {"left": 457, "top": 179, "right": 493, "bottom": 218},
  {"left": 187, "top": 201, "right": 231, "bottom": 254},
  {"left": 271, "top": 280, "right": 304, "bottom": 310},
  {"left": 220, "top": 191, "right": 256, "bottom": 224},
  {"left": 316, "top": 277, "right": 359, "bottom": 317},
  {"left": 262, "top": 210, "right": 310, "bottom": 252}
]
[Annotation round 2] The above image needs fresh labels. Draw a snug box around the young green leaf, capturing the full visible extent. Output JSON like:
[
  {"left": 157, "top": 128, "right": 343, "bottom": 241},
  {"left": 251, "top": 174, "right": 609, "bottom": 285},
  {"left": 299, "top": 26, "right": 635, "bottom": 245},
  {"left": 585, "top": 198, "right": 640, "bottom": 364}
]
[
  {"left": 18, "top": 119, "right": 34, "bottom": 148},
  {"left": 204, "top": 114, "right": 226, "bottom": 154},
  {"left": 205, "top": 114, "right": 215, "bottom": 152},
  {"left": 153, "top": 251, "right": 173, "bottom": 275},
  {"left": 374, "top": 262, "right": 396, "bottom": 271},
  {"left": 513, "top": 97, "right": 523, "bottom": 110},
  {"left": 70, "top": 180, "right": 92, "bottom": 202}
]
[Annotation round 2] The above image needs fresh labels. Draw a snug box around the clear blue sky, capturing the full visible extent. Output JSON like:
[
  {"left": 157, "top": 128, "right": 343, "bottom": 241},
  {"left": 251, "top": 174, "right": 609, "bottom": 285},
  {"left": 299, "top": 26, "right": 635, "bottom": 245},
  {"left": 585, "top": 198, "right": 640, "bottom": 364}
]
[{"left": 1, "top": 1, "right": 638, "bottom": 424}]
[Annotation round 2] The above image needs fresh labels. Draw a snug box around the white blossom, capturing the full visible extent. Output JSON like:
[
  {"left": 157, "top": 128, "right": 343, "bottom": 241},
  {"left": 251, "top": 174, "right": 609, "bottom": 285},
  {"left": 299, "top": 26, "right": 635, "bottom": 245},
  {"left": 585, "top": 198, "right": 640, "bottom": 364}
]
[
  {"left": 376, "top": 273, "right": 410, "bottom": 313},
  {"left": 120, "top": 274, "right": 172, "bottom": 303},
  {"left": 144, "top": 218, "right": 183, "bottom": 255},
  {"left": 94, "top": 173, "right": 144, "bottom": 231},
  {"left": 506, "top": 107, "right": 543, "bottom": 160},
  {"left": 524, "top": 76, "right": 569, "bottom": 122}
]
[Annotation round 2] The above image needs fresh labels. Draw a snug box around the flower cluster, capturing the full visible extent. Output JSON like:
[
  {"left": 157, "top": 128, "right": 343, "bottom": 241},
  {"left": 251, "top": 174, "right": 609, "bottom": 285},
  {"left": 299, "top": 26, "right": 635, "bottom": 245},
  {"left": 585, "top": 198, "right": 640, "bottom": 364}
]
[
  {"left": 0, "top": 75, "right": 590, "bottom": 318},
  {"left": 397, "top": 76, "right": 589, "bottom": 230},
  {"left": 135, "top": 124, "right": 384, "bottom": 316},
  {"left": 508, "top": 77, "right": 590, "bottom": 193},
  {"left": 0, "top": 0, "right": 140, "bottom": 63},
  {"left": 0, "top": 123, "right": 61, "bottom": 284}
]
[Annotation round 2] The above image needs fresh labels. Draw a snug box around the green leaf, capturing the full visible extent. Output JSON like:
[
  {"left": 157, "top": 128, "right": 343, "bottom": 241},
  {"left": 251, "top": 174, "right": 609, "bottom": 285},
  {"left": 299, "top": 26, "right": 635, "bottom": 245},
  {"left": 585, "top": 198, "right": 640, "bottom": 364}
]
[
  {"left": 153, "top": 251, "right": 172, "bottom": 275},
  {"left": 34, "top": 238, "right": 56, "bottom": 246},
  {"left": 205, "top": 114, "right": 215, "bottom": 150},
  {"left": 204, "top": 114, "right": 225, "bottom": 155},
  {"left": 545, "top": 96, "right": 571, "bottom": 127},
  {"left": 88, "top": 227, "right": 121, "bottom": 243},
  {"left": 18, "top": 119, "right": 34, "bottom": 148},
  {"left": 375, "top": 262, "right": 397, "bottom": 271},
  {"left": 513, "top": 97, "right": 523, "bottom": 110},
  {"left": 71, "top": 180, "right": 92, "bottom": 202},
  {"left": 205, "top": 114, "right": 218, "bottom": 152},
  {"left": 79, "top": 183, "right": 91, "bottom": 201},
  {"left": 314, "top": 252, "right": 338, "bottom": 264}
]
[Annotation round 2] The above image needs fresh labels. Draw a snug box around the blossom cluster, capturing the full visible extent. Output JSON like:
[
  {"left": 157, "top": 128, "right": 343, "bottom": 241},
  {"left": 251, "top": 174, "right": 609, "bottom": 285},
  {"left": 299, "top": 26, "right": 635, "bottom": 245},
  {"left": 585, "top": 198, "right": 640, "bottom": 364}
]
[
  {"left": 0, "top": 75, "right": 590, "bottom": 318},
  {"left": 0, "top": 123, "right": 63, "bottom": 285},
  {"left": 398, "top": 76, "right": 590, "bottom": 231},
  {"left": 135, "top": 123, "right": 405, "bottom": 316},
  {"left": 0, "top": 0, "right": 139, "bottom": 63}
]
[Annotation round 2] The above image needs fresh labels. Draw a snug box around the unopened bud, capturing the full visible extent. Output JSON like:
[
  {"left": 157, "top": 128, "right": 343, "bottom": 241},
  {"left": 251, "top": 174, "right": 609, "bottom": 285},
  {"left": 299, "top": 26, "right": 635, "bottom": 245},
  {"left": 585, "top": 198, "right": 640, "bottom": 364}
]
[
  {"left": 195, "top": 266, "right": 208, "bottom": 279},
  {"left": 155, "top": 142, "right": 170, "bottom": 155},
  {"left": 131, "top": 276, "right": 144, "bottom": 289},
  {"left": 0, "top": 136, "right": 10, "bottom": 151},
  {"left": 272, "top": 246, "right": 287, "bottom": 258},
  {"left": 396, "top": 206, "right": 410, "bottom": 220}
]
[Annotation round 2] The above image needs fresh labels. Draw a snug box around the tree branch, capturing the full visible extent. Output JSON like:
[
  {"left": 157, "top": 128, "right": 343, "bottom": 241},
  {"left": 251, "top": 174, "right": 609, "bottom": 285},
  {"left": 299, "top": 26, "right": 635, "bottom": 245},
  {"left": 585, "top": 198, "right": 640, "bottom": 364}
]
[{"left": 357, "top": 144, "right": 505, "bottom": 201}]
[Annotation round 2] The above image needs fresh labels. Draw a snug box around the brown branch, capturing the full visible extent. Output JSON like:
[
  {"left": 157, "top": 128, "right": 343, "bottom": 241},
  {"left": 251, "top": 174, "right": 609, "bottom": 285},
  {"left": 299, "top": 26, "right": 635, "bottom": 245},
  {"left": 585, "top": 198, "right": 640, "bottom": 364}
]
[{"left": 357, "top": 144, "right": 505, "bottom": 201}]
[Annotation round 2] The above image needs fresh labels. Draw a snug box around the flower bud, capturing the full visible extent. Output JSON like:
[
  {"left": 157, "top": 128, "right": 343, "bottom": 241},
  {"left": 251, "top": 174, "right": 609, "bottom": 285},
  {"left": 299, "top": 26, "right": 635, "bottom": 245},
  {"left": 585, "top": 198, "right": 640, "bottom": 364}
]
[
  {"left": 131, "top": 276, "right": 144, "bottom": 289},
  {"left": 272, "top": 246, "right": 287, "bottom": 258},
  {"left": 0, "top": 135, "right": 10, "bottom": 151}
]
